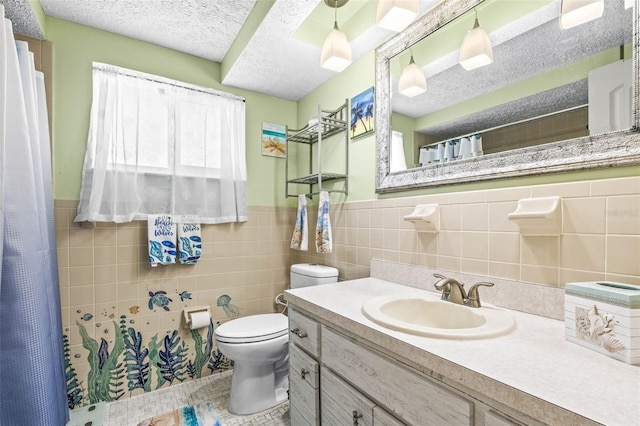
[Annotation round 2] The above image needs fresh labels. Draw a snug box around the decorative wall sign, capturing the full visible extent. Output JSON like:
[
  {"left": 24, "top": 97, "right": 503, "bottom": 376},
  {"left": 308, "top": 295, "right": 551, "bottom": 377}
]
[
  {"left": 261, "top": 122, "right": 286, "bottom": 158},
  {"left": 350, "top": 86, "right": 375, "bottom": 140}
]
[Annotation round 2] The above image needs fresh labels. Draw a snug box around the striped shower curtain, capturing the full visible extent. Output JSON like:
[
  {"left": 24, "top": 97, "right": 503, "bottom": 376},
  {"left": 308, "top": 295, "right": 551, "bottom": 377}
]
[{"left": 0, "top": 8, "right": 69, "bottom": 425}]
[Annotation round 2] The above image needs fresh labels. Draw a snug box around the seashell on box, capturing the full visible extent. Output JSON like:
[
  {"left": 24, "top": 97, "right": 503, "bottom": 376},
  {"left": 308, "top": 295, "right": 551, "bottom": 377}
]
[
  {"left": 602, "top": 334, "right": 626, "bottom": 353},
  {"left": 565, "top": 281, "right": 640, "bottom": 365}
]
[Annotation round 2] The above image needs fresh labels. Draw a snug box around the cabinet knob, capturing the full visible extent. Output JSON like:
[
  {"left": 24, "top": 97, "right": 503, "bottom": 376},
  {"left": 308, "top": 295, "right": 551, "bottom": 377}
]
[
  {"left": 352, "top": 410, "right": 363, "bottom": 425},
  {"left": 301, "top": 368, "right": 309, "bottom": 379},
  {"left": 290, "top": 327, "right": 308, "bottom": 338}
]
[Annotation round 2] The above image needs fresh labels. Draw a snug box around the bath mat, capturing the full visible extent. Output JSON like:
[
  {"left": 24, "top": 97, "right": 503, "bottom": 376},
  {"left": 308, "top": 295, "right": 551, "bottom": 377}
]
[{"left": 136, "top": 402, "right": 221, "bottom": 426}]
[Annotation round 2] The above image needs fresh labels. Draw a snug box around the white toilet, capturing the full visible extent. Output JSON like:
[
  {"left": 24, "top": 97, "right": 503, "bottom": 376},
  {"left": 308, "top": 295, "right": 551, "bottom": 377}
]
[{"left": 214, "top": 263, "right": 338, "bottom": 415}]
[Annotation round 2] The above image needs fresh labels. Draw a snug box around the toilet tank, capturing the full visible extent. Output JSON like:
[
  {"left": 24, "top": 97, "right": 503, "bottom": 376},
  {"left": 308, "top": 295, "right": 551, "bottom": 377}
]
[{"left": 290, "top": 263, "right": 338, "bottom": 288}]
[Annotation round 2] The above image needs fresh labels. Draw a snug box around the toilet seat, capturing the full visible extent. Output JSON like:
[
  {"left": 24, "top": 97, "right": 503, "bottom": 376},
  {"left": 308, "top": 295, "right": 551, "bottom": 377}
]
[{"left": 215, "top": 313, "right": 288, "bottom": 343}]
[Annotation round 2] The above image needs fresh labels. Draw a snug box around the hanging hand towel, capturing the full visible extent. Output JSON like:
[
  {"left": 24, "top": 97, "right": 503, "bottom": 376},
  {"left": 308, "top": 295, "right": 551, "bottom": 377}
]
[
  {"left": 316, "top": 191, "right": 333, "bottom": 254},
  {"left": 178, "top": 223, "right": 202, "bottom": 264},
  {"left": 148, "top": 214, "right": 177, "bottom": 266},
  {"left": 290, "top": 194, "right": 308, "bottom": 251}
]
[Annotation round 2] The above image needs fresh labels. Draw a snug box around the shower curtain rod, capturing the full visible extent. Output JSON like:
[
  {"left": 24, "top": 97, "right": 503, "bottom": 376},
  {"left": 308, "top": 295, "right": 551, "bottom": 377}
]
[{"left": 92, "top": 61, "right": 245, "bottom": 102}]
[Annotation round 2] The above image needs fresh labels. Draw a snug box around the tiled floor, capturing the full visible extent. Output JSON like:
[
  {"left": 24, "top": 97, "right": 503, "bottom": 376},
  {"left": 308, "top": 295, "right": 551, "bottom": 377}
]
[{"left": 103, "top": 371, "right": 290, "bottom": 426}]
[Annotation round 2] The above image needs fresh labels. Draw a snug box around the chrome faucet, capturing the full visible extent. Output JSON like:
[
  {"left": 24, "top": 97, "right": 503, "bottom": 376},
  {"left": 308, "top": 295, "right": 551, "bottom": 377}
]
[{"left": 432, "top": 274, "right": 494, "bottom": 308}]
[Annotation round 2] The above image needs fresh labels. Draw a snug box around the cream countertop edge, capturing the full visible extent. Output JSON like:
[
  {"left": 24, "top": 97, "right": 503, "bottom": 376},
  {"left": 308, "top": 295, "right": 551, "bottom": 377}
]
[{"left": 285, "top": 278, "right": 640, "bottom": 426}]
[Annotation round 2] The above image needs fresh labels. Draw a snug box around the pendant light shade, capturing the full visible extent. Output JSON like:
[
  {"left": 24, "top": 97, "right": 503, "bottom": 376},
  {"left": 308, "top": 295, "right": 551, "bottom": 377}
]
[
  {"left": 321, "top": 0, "right": 352, "bottom": 72},
  {"left": 560, "top": 0, "right": 604, "bottom": 29},
  {"left": 321, "top": 23, "right": 352, "bottom": 72},
  {"left": 459, "top": 15, "right": 493, "bottom": 71},
  {"left": 398, "top": 54, "right": 426, "bottom": 97},
  {"left": 376, "top": 0, "right": 419, "bottom": 32}
]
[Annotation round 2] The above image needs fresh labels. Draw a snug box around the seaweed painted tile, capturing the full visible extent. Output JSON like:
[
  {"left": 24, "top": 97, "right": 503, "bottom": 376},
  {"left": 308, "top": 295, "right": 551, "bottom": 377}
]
[{"left": 65, "top": 312, "right": 232, "bottom": 408}]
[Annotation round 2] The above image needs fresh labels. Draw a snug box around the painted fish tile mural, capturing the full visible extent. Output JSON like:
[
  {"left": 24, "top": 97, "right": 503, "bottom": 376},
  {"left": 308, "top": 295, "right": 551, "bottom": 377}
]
[{"left": 64, "top": 289, "right": 233, "bottom": 408}]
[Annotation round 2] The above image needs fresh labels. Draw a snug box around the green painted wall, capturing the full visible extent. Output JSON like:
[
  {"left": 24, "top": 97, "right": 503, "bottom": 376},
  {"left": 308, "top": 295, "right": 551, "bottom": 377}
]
[
  {"left": 46, "top": 16, "right": 296, "bottom": 207},
  {"left": 299, "top": 46, "right": 639, "bottom": 202},
  {"left": 295, "top": 50, "right": 377, "bottom": 204},
  {"left": 47, "top": 13, "right": 638, "bottom": 208}
]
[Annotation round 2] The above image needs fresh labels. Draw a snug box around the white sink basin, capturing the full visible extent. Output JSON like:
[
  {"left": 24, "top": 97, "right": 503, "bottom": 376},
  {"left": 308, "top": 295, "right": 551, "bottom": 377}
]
[{"left": 362, "top": 293, "right": 516, "bottom": 339}]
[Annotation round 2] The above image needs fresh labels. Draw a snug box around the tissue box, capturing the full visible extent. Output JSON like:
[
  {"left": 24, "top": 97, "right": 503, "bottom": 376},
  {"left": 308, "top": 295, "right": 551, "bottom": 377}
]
[{"left": 565, "top": 281, "right": 640, "bottom": 365}]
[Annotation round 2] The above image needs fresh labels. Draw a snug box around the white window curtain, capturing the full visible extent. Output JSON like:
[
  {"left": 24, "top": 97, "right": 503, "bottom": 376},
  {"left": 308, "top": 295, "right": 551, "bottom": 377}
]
[{"left": 75, "top": 63, "right": 247, "bottom": 224}]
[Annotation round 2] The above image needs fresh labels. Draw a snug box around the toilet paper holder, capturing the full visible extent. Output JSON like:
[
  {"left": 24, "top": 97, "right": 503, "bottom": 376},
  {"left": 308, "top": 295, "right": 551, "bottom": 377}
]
[{"left": 183, "top": 306, "right": 211, "bottom": 329}]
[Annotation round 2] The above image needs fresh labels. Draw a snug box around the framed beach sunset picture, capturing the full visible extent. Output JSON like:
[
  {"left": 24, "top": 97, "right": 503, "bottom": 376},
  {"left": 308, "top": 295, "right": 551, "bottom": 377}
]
[{"left": 350, "top": 86, "right": 374, "bottom": 140}]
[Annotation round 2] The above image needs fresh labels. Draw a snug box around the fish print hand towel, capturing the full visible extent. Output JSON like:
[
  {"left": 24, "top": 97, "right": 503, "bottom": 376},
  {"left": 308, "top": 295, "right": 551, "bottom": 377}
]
[
  {"left": 316, "top": 191, "right": 333, "bottom": 254},
  {"left": 178, "top": 222, "right": 202, "bottom": 264},
  {"left": 148, "top": 214, "right": 177, "bottom": 266},
  {"left": 290, "top": 194, "right": 308, "bottom": 251}
]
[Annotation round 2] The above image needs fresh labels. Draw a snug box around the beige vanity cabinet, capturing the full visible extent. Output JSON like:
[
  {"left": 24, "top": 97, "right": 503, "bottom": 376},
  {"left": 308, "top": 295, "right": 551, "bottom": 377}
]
[
  {"left": 289, "top": 343, "right": 319, "bottom": 425},
  {"left": 321, "top": 368, "right": 376, "bottom": 426},
  {"left": 321, "top": 368, "right": 406, "bottom": 426},
  {"left": 483, "top": 410, "right": 527, "bottom": 426},
  {"left": 288, "top": 307, "right": 538, "bottom": 426},
  {"left": 289, "top": 309, "right": 321, "bottom": 426},
  {"left": 322, "top": 326, "right": 473, "bottom": 426}
]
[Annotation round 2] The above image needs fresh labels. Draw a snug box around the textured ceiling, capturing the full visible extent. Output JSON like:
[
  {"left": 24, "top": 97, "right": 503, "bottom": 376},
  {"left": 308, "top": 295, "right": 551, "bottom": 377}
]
[
  {"left": 0, "top": 0, "right": 44, "bottom": 38},
  {"left": 39, "top": 0, "right": 257, "bottom": 62},
  {"left": 0, "top": 0, "right": 631, "bottom": 109},
  {"left": 1, "top": 0, "right": 438, "bottom": 101}
]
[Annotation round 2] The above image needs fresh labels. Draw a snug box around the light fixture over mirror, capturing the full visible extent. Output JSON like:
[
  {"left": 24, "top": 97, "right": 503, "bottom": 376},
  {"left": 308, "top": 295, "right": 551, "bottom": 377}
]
[
  {"left": 321, "top": 0, "right": 352, "bottom": 72},
  {"left": 560, "top": 0, "right": 604, "bottom": 29},
  {"left": 398, "top": 53, "right": 427, "bottom": 97},
  {"left": 459, "top": 10, "right": 493, "bottom": 70},
  {"left": 377, "top": 0, "right": 420, "bottom": 32}
]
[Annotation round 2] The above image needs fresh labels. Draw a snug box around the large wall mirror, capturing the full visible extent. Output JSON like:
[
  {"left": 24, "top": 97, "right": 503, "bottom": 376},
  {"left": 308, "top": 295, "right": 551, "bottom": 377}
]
[{"left": 375, "top": 0, "right": 640, "bottom": 193}]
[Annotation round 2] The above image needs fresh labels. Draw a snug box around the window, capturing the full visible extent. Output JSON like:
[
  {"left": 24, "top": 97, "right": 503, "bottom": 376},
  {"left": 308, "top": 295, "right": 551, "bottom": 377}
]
[{"left": 75, "top": 63, "right": 246, "bottom": 224}]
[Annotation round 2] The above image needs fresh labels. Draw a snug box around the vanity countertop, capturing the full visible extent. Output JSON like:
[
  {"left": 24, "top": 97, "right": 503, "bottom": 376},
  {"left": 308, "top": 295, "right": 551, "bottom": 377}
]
[{"left": 285, "top": 278, "right": 640, "bottom": 426}]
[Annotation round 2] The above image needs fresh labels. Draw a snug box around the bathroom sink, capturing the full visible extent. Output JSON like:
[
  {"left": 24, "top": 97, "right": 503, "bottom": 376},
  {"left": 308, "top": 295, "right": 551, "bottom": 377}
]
[{"left": 362, "top": 294, "right": 516, "bottom": 339}]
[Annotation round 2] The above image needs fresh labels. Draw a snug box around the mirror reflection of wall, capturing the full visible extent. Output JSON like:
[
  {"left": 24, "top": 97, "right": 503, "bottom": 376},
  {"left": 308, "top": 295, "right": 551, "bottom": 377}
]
[{"left": 388, "top": 0, "right": 633, "bottom": 170}]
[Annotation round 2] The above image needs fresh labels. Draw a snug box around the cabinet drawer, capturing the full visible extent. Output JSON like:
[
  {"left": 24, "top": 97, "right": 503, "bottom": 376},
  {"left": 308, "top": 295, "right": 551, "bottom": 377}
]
[
  {"left": 373, "top": 407, "right": 406, "bottom": 426},
  {"left": 485, "top": 410, "right": 524, "bottom": 426},
  {"left": 289, "top": 309, "right": 320, "bottom": 357},
  {"left": 322, "top": 327, "right": 473, "bottom": 426},
  {"left": 289, "top": 370, "right": 320, "bottom": 426},
  {"left": 290, "top": 405, "right": 313, "bottom": 426},
  {"left": 290, "top": 343, "right": 319, "bottom": 389},
  {"left": 321, "top": 368, "right": 374, "bottom": 426}
]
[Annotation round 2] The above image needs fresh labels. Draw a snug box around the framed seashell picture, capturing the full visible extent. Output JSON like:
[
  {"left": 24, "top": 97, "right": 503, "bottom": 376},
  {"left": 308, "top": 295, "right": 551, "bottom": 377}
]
[{"left": 261, "top": 122, "right": 286, "bottom": 158}]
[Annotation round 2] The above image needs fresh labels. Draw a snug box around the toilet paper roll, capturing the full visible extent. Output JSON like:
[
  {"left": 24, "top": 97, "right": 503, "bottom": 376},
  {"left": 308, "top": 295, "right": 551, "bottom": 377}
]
[{"left": 189, "top": 311, "right": 210, "bottom": 330}]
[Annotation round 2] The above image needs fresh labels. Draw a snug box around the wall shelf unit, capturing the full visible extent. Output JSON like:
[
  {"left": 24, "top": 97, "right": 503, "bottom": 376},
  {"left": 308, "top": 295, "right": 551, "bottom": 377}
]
[{"left": 286, "top": 100, "right": 349, "bottom": 198}]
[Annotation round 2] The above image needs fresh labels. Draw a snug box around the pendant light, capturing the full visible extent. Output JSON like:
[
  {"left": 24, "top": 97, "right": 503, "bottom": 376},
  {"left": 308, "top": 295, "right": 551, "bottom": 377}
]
[
  {"left": 459, "top": 10, "right": 493, "bottom": 71},
  {"left": 376, "top": 0, "right": 419, "bottom": 32},
  {"left": 321, "top": 0, "right": 352, "bottom": 72},
  {"left": 398, "top": 53, "right": 427, "bottom": 97},
  {"left": 560, "top": 0, "right": 604, "bottom": 29}
]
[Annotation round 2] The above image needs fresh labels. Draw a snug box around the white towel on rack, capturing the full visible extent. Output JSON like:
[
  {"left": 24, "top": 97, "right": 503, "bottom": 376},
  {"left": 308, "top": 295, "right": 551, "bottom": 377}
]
[
  {"left": 148, "top": 214, "right": 177, "bottom": 266},
  {"left": 178, "top": 222, "right": 202, "bottom": 264},
  {"left": 316, "top": 191, "right": 332, "bottom": 254},
  {"left": 290, "top": 194, "right": 308, "bottom": 251}
]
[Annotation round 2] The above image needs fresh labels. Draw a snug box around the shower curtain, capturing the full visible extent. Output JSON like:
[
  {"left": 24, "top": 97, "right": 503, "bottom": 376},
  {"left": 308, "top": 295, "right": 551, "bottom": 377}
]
[{"left": 0, "top": 10, "right": 69, "bottom": 426}]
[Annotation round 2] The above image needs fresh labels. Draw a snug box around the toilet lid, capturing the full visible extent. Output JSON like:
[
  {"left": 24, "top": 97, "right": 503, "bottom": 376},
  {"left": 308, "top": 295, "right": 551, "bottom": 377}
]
[{"left": 215, "top": 313, "right": 288, "bottom": 343}]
